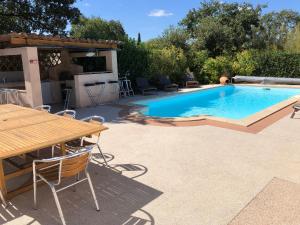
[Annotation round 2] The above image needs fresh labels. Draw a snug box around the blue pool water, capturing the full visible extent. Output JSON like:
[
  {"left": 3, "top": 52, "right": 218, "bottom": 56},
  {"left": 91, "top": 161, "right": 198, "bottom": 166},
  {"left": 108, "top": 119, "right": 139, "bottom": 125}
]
[{"left": 135, "top": 86, "right": 300, "bottom": 119}]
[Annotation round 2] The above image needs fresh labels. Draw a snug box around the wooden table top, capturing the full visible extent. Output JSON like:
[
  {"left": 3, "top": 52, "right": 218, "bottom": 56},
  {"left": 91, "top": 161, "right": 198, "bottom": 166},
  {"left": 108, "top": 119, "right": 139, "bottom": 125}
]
[{"left": 0, "top": 104, "right": 108, "bottom": 159}]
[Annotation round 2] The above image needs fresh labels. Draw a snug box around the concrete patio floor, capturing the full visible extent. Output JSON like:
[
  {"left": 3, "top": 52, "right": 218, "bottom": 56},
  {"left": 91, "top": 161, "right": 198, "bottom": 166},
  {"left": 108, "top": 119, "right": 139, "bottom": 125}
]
[{"left": 2, "top": 99, "right": 300, "bottom": 225}]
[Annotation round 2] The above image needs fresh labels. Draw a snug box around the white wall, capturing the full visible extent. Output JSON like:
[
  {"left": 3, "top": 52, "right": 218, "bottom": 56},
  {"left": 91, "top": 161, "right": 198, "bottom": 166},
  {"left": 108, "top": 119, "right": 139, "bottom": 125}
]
[
  {"left": 74, "top": 49, "right": 120, "bottom": 108},
  {"left": 74, "top": 73, "right": 119, "bottom": 108}
]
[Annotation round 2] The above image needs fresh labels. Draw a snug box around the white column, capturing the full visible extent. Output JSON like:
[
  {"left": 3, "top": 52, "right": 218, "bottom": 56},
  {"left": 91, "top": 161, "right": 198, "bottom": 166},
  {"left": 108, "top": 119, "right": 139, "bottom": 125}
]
[
  {"left": 21, "top": 47, "right": 43, "bottom": 107},
  {"left": 99, "top": 50, "right": 119, "bottom": 79},
  {"left": 110, "top": 50, "right": 118, "bottom": 77},
  {"left": 0, "top": 47, "right": 43, "bottom": 107}
]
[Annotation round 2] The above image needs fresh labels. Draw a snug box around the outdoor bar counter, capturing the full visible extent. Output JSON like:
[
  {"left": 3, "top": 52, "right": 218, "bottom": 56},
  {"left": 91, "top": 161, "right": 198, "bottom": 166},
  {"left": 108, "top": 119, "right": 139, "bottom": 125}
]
[{"left": 74, "top": 71, "right": 119, "bottom": 108}]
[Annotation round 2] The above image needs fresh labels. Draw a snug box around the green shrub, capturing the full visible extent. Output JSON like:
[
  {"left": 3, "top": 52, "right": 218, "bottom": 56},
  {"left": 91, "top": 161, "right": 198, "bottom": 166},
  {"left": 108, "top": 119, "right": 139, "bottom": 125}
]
[
  {"left": 188, "top": 49, "right": 209, "bottom": 83},
  {"left": 232, "top": 50, "right": 257, "bottom": 76},
  {"left": 118, "top": 38, "right": 150, "bottom": 81},
  {"left": 203, "top": 56, "right": 232, "bottom": 83},
  {"left": 252, "top": 51, "right": 300, "bottom": 77},
  {"left": 148, "top": 45, "right": 187, "bottom": 82}
]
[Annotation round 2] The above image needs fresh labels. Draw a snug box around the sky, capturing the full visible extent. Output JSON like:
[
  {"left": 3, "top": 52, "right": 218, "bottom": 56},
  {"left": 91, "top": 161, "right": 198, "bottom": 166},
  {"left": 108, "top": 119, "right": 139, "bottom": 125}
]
[{"left": 75, "top": 0, "right": 300, "bottom": 41}]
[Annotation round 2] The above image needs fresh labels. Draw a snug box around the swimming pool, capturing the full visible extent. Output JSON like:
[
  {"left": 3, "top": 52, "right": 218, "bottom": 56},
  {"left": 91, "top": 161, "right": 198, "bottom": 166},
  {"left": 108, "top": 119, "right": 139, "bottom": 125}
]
[{"left": 135, "top": 85, "right": 300, "bottom": 120}]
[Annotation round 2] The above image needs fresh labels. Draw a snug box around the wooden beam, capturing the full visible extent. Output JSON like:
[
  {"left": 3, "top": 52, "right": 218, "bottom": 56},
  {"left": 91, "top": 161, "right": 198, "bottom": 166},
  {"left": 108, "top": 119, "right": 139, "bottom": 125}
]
[{"left": 9, "top": 37, "right": 118, "bottom": 49}]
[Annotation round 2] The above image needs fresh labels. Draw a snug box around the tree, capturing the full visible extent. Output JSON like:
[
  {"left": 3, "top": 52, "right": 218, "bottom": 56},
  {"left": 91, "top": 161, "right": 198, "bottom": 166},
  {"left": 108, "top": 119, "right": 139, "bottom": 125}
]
[
  {"left": 137, "top": 32, "right": 141, "bottom": 44},
  {"left": 285, "top": 23, "right": 300, "bottom": 53},
  {"left": 148, "top": 45, "right": 187, "bottom": 82},
  {"left": 232, "top": 50, "right": 257, "bottom": 75},
  {"left": 203, "top": 56, "right": 232, "bottom": 83},
  {"left": 187, "top": 48, "right": 209, "bottom": 83},
  {"left": 259, "top": 11, "right": 300, "bottom": 49},
  {"left": 71, "top": 17, "right": 126, "bottom": 41},
  {"left": 181, "top": 0, "right": 262, "bottom": 56},
  {"left": 146, "top": 26, "right": 189, "bottom": 51},
  {"left": 0, "top": 0, "right": 80, "bottom": 35},
  {"left": 118, "top": 38, "right": 150, "bottom": 79}
]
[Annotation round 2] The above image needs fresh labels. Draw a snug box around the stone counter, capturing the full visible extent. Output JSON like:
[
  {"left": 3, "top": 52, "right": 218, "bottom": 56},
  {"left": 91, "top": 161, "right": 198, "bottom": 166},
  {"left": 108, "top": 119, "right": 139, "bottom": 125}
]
[{"left": 74, "top": 72, "right": 119, "bottom": 108}]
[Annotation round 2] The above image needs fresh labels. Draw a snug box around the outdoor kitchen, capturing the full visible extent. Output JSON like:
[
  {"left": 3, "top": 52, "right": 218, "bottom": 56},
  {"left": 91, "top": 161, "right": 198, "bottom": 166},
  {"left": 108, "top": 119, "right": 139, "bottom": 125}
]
[{"left": 0, "top": 33, "right": 121, "bottom": 108}]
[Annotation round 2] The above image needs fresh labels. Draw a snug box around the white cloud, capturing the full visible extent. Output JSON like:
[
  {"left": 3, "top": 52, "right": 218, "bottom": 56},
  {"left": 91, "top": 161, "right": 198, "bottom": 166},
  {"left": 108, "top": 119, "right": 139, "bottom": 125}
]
[
  {"left": 83, "top": 2, "right": 91, "bottom": 7},
  {"left": 148, "top": 9, "right": 173, "bottom": 17}
]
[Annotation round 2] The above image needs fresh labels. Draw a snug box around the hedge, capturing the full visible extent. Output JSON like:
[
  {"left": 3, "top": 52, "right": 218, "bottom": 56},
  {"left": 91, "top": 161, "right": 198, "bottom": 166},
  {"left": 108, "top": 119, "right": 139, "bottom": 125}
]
[{"left": 252, "top": 51, "right": 300, "bottom": 78}]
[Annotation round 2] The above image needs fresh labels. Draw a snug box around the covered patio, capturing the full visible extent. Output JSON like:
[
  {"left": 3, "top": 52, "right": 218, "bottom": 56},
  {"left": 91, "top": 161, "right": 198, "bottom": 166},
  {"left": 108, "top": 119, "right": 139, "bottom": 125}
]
[{"left": 0, "top": 33, "right": 120, "bottom": 108}]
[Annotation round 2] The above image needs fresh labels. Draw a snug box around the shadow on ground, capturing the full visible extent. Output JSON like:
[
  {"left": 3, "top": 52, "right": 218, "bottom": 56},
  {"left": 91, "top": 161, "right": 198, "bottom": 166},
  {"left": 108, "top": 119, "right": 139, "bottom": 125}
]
[{"left": 0, "top": 163, "right": 162, "bottom": 225}]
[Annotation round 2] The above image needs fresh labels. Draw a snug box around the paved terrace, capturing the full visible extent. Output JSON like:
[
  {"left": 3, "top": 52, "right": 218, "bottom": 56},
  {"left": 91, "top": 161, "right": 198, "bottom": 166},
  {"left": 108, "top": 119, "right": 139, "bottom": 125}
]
[{"left": 2, "top": 89, "right": 300, "bottom": 225}]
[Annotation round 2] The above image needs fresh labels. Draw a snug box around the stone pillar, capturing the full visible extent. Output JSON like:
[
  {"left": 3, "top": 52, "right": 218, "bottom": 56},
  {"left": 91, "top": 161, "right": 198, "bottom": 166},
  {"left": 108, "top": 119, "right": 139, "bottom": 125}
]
[
  {"left": 0, "top": 47, "right": 43, "bottom": 107},
  {"left": 110, "top": 50, "right": 118, "bottom": 77},
  {"left": 21, "top": 47, "right": 43, "bottom": 107},
  {"left": 99, "top": 50, "right": 119, "bottom": 77}
]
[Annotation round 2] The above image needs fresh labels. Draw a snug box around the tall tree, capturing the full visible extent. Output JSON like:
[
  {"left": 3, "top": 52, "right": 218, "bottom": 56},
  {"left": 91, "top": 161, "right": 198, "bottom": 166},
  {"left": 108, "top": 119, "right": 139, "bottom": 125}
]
[
  {"left": 146, "top": 26, "right": 189, "bottom": 51},
  {"left": 181, "top": 0, "right": 262, "bottom": 56},
  {"left": 0, "top": 0, "right": 80, "bottom": 35},
  {"left": 137, "top": 32, "right": 141, "bottom": 44},
  {"left": 259, "top": 10, "right": 300, "bottom": 49},
  {"left": 70, "top": 17, "right": 126, "bottom": 41},
  {"left": 285, "top": 23, "right": 300, "bottom": 53}
]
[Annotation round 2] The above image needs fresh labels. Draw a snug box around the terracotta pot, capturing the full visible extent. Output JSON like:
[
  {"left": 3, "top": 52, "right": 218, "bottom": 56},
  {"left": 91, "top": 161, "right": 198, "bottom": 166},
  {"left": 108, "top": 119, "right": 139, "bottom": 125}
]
[{"left": 220, "top": 76, "right": 229, "bottom": 85}]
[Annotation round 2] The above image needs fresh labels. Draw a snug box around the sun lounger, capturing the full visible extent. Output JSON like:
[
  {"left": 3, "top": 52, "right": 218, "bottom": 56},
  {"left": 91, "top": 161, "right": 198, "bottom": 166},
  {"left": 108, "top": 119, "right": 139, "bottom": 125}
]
[
  {"left": 136, "top": 77, "right": 157, "bottom": 95},
  {"left": 158, "top": 76, "right": 179, "bottom": 91},
  {"left": 183, "top": 73, "right": 199, "bottom": 88}
]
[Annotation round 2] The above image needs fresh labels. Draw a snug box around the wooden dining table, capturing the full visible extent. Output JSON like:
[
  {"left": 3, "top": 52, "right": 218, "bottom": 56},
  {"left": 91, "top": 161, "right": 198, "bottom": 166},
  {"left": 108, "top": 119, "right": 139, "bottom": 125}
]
[{"left": 0, "top": 104, "right": 108, "bottom": 200}]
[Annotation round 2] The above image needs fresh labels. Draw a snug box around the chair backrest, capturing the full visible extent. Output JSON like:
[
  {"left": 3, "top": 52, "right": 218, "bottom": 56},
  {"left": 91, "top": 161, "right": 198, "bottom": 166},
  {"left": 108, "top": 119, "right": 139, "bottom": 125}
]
[
  {"left": 35, "top": 105, "right": 51, "bottom": 112},
  {"left": 184, "top": 73, "right": 195, "bottom": 82},
  {"left": 34, "top": 147, "right": 93, "bottom": 185},
  {"left": 136, "top": 77, "right": 149, "bottom": 88},
  {"left": 61, "top": 151, "right": 90, "bottom": 178},
  {"left": 81, "top": 115, "right": 105, "bottom": 137},
  {"left": 55, "top": 109, "right": 76, "bottom": 118},
  {"left": 159, "top": 76, "right": 171, "bottom": 85},
  {"left": 81, "top": 115, "right": 105, "bottom": 123}
]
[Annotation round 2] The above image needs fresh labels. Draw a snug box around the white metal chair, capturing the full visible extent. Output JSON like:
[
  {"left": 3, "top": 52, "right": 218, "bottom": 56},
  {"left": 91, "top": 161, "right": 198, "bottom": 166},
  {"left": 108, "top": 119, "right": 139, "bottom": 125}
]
[
  {"left": 35, "top": 105, "right": 51, "bottom": 112},
  {"left": 51, "top": 110, "right": 77, "bottom": 157},
  {"left": 65, "top": 116, "right": 108, "bottom": 166},
  {"left": 33, "top": 146, "right": 100, "bottom": 225},
  {"left": 55, "top": 110, "right": 76, "bottom": 119},
  {"left": 63, "top": 88, "right": 72, "bottom": 110},
  {"left": 291, "top": 103, "right": 300, "bottom": 118}
]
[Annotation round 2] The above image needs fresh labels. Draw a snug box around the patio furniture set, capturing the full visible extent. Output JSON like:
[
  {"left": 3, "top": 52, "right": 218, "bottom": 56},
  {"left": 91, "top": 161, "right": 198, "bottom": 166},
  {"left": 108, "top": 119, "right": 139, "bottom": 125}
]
[{"left": 0, "top": 103, "right": 109, "bottom": 225}]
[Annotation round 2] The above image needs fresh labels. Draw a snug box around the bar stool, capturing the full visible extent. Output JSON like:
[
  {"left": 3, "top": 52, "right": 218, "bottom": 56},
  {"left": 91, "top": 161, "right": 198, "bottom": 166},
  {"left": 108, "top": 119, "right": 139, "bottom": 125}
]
[
  {"left": 84, "top": 82, "right": 106, "bottom": 106},
  {"left": 95, "top": 81, "right": 106, "bottom": 105},
  {"left": 63, "top": 88, "right": 72, "bottom": 110},
  {"left": 108, "top": 80, "right": 120, "bottom": 101},
  {"left": 84, "top": 83, "right": 97, "bottom": 106}
]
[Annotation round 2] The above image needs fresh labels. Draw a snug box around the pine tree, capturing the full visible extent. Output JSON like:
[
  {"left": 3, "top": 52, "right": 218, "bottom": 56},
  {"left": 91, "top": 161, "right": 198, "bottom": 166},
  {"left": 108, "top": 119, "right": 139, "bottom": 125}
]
[{"left": 137, "top": 32, "right": 141, "bottom": 44}]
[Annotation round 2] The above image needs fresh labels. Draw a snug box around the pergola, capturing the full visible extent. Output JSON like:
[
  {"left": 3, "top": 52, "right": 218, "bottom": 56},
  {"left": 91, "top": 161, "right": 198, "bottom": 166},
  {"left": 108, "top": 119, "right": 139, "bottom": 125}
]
[{"left": 0, "top": 33, "right": 121, "bottom": 107}]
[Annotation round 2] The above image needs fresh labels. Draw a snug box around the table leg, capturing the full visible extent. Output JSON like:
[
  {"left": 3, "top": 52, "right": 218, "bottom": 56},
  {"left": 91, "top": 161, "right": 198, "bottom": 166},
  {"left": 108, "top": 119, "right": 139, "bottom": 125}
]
[
  {"left": 0, "top": 159, "right": 7, "bottom": 200},
  {"left": 60, "top": 143, "right": 66, "bottom": 155}
]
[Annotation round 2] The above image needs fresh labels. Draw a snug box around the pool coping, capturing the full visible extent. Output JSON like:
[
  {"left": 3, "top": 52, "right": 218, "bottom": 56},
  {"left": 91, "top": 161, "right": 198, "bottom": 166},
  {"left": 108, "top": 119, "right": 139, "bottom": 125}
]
[{"left": 117, "top": 84, "right": 300, "bottom": 133}]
